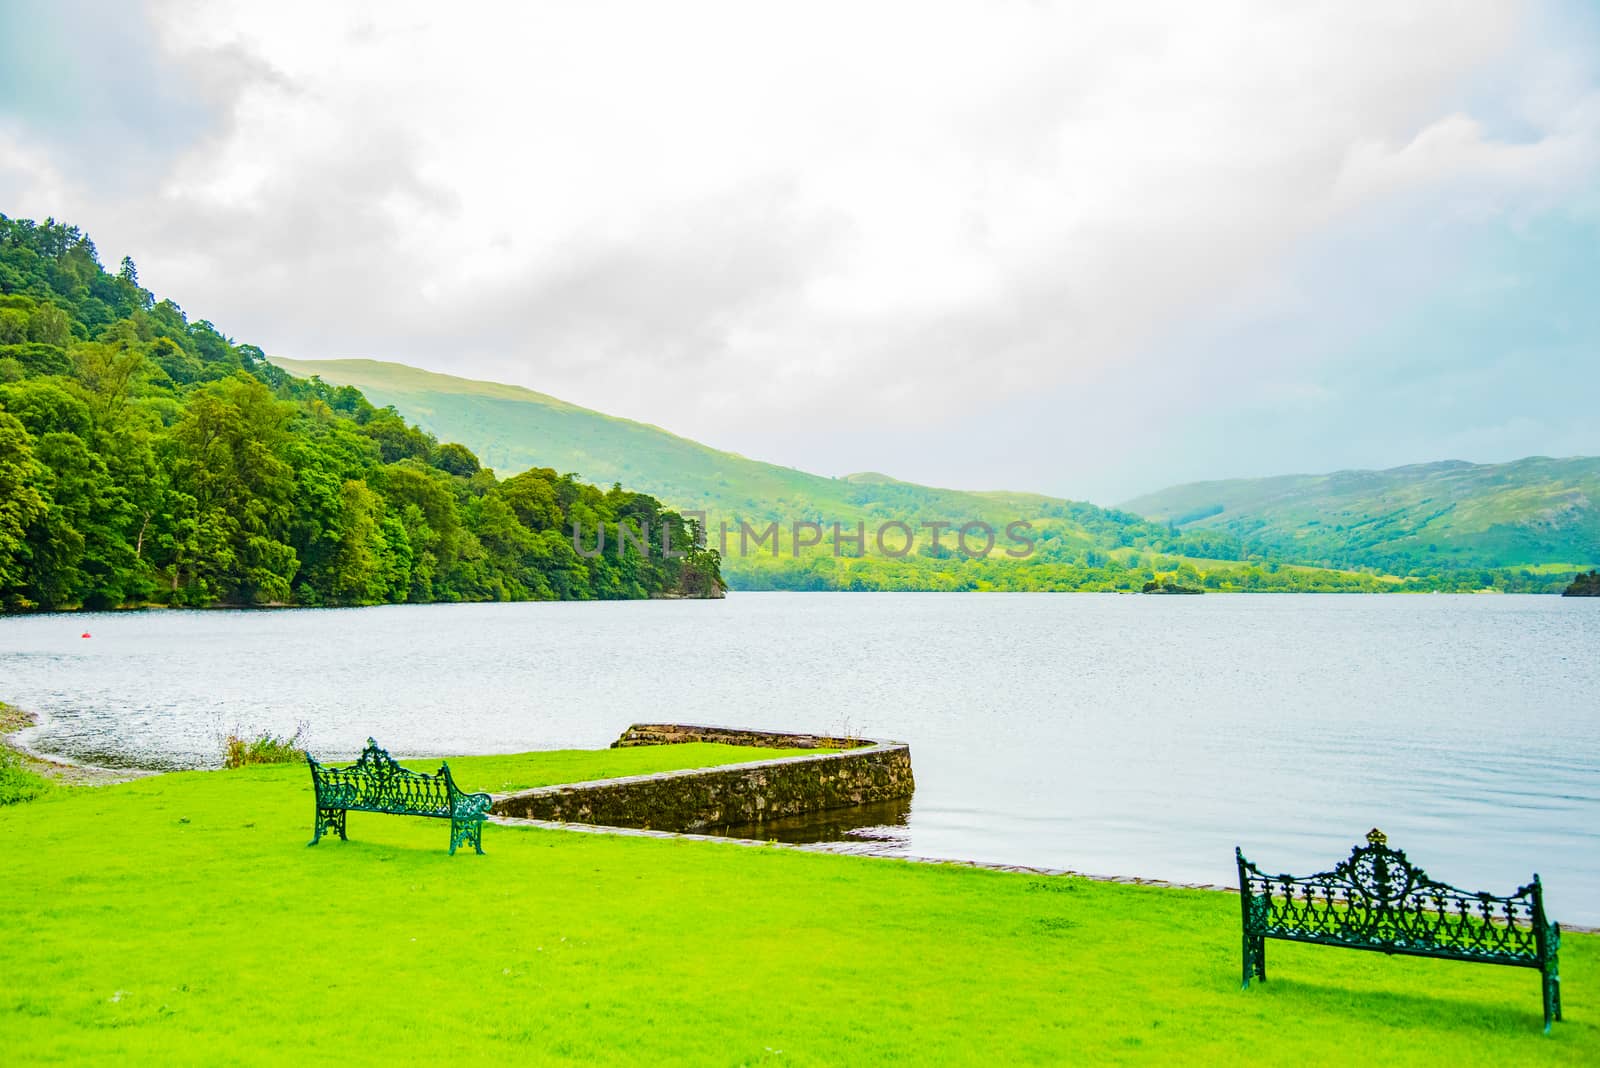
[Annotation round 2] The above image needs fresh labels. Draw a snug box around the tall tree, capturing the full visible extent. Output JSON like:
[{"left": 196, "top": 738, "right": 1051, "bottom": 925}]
[{"left": 0, "top": 410, "right": 48, "bottom": 603}]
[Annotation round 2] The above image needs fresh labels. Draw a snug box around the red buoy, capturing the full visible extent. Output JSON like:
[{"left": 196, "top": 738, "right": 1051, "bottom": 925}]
[{"left": 81, "top": 632, "right": 91, "bottom": 639}]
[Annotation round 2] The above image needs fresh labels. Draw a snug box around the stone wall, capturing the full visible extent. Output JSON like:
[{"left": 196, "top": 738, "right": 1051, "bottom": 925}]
[{"left": 493, "top": 723, "right": 913, "bottom": 832}]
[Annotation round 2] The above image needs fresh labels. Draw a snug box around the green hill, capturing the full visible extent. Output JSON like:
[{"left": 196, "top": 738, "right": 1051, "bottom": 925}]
[
  {"left": 269, "top": 357, "right": 1063, "bottom": 528},
  {"left": 1123, "top": 457, "right": 1600, "bottom": 575},
  {"left": 267, "top": 358, "right": 1370, "bottom": 591},
  {"left": 268, "top": 358, "right": 1558, "bottom": 593}
]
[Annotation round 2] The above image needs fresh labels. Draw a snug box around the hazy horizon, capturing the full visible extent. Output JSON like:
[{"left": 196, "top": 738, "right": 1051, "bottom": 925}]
[{"left": 272, "top": 353, "right": 1597, "bottom": 506}]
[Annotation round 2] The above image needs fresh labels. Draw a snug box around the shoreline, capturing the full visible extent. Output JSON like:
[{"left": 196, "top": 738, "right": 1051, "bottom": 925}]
[
  {"left": 0, "top": 703, "right": 1243, "bottom": 891},
  {"left": 0, "top": 589, "right": 1582, "bottom": 618},
  {"left": 0, "top": 703, "right": 157, "bottom": 786},
  {"left": 7, "top": 706, "right": 1593, "bottom": 932},
  {"left": 487, "top": 816, "right": 1600, "bottom": 933},
  {"left": 491, "top": 812, "right": 1244, "bottom": 893}
]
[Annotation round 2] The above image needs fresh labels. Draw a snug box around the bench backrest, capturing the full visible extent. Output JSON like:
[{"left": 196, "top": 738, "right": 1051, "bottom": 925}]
[
  {"left": 1237, "top": 829, "right": 1547, "bottom": 962},
  {"left": 308, "top": 738, "right": 461, "bottom": 817}
]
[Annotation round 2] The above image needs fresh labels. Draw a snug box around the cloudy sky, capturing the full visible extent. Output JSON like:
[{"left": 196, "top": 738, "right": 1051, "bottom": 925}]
[{"left": 2, "top": 1, "right": 1597, "bottom": 502}]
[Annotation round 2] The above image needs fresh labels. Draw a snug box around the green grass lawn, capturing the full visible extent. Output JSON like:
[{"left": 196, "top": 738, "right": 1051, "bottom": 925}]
[{"left": 2, "top": 759, "right": 1594, "bottom": 1065}]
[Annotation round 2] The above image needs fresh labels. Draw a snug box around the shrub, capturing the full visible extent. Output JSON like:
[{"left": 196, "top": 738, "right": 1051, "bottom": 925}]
[{"left": 222, "top": 722, "right": 309, "bottom": 769}]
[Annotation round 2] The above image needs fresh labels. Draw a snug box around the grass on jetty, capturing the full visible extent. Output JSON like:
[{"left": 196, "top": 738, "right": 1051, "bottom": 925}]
[
  {"left": 425, "top": 742, "right": 831, "bottom": 793},
  {"left": 1, "top": 752, "right": 1595, "bottom": 1066}
]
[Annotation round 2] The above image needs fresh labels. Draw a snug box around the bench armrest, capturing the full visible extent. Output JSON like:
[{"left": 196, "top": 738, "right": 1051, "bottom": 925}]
[{"left": 454, "top": 791, "right": 492, "bottom": 820}]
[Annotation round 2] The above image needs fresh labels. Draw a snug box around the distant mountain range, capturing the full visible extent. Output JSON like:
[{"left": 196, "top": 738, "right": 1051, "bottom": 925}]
[
  {"left": 1123, "top": 457, "right": 1600, "bottom": 574},
  {"left": 270, "top": 357, "right": 1596, "bottom": 590},
  {"left": 269, "top": 357, "right": 1264, "bottom": 591}
]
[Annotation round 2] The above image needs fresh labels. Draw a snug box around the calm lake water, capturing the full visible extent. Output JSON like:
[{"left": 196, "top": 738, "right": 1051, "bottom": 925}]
[{"left": 3, "top": 593, "right": 1597, "bottom": 923}]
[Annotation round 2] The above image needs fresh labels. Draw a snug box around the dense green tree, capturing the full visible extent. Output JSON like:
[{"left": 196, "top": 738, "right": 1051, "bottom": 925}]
[
  {"left": 27, "top": 304, "right": 70, "bottom": 347},
  {"left": 0, "top": 410, "right": 48, "bottom": 603},
  {"left": 165, "top": 376, "right": 301, "bottom": 603},
  {"left": 434, "top": 441, "right": 480, "bottom": 477},
  {"left": 0, "top": 209, "right": 732, "bottom": 613},
  {"left": 362, "top": 411, "right": 435, "bottom": 464},
  {"left": 1563, "top": 570, "right": 1600, "bottom": 596}
]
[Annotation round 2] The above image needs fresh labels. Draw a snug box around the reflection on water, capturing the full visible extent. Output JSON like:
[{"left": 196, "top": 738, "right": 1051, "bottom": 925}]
[
  {"left": 711, "top": 796, "right": 913, "bottom": 846},
  {"left": 1, "top": 593, "right": 1596, "bottom": 923}
]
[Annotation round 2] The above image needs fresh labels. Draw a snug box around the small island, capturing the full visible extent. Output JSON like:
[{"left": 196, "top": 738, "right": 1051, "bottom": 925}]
[
  {"left": 1563, "top": 570, "right": 1600, "bottom": 596},
  {"left": 1142, "top": 580, "right": 1203, "bottom": 595}
]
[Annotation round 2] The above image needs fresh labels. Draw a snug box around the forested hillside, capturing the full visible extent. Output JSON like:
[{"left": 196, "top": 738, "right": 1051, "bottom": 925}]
[
  {"left": 270, "top": 358, "right": 1436, "bottom": 592},
  {"left": 1124, "top": 459, "right": 1600, "bottom": 580},
  {"left": 0, "top": 214, "right": 723, "bottom": 611},
  {"left": 5, "top": 213, "right": 1576, "bottom": 604}
]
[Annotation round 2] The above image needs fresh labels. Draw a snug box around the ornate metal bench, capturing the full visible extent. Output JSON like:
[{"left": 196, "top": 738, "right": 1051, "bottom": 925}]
[
  {"left": 1237, "top": 829, "right": 1561, "bottom": 1029},
  {"left": 307, "top": 738, "right": 491, "bottom": 855}
]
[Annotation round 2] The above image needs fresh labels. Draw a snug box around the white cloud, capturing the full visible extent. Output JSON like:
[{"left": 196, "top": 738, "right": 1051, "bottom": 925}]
[
  {"left": 0, "top": 124, "right": 70, "bottom": 216},
  {"left": 1336, "top": 109, "right": 1600, "bottom": 210},
  {"left": 3, "top": 0, "right": 1596, "bottom": 495}
]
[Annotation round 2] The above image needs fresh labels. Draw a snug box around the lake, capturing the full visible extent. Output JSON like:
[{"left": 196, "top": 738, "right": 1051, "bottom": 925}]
[{"left": 3, "top": 593, "right": 1597, "bottom": 923}]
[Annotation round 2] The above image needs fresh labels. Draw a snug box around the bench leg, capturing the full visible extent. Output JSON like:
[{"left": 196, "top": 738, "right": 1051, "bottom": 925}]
[
  {"left": 450, "top": 818, "right": 485, "bottom": 856},
  {"left": 1241, "top": 933, "right": 1266, "bottom": 988},
  {"left": 310, "top": 807, "right": 347, "bottom": 846},
  {"left": 1543, "top": 964, "right": 1561, "bottom": 1031}
]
